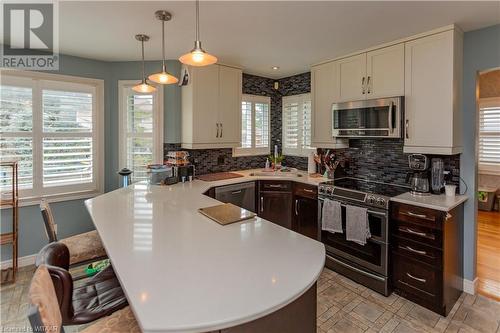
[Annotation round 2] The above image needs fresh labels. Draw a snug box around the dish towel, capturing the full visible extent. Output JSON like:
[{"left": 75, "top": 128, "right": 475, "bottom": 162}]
[
  {"left": 322, "top": 199, "right": 343, "bottom": 233},
  {"left": 346, "top": 205, "right": 371, "bottom": 245}
]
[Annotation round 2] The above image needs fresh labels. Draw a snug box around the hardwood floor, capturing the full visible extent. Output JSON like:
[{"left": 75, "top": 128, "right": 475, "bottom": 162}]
[{"left": 477, "top": 210, "right": 500, "bottom": 301}]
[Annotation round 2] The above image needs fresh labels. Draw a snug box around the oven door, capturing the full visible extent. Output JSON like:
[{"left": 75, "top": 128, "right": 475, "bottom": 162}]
[
  {"left": 332, "top": 97, "right": 402, "bottom": 138},
  {"left": 318, "top": 197, "right": 388, "bottom": 276}
]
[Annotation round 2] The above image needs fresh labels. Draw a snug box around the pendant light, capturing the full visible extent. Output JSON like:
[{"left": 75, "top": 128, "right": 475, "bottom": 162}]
[
  {"left": 179, "top": 0, "right": 217, "bottom": 66},
  {"left": 148, "top": 11, "right": 179, "bottom": 84},
  {"left": 132, "top": 34, "right": 157, "bottom": 93}
]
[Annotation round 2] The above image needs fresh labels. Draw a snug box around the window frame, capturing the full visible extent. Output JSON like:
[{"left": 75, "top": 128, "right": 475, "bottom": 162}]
[
  {"left": 233, "top": 94, "right": 271, "bottom": 157},
  {"left": 0, "top": 70, "right": 105, "bottom": 206},
  {"left": 282, "top": 93, "right": 315, "bottom": 157},
  {"left": 118, "top": 80, "right": 164, "bottom": 182},
  {"left": 478, "top": 97, "right": 500, "bottom": 176}
]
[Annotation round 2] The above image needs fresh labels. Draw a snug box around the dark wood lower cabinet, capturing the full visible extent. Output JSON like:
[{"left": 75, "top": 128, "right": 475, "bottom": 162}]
[
  {"left": 293, "top": 183, "right": 318, "bottom": 240},
  {"left": 258, "top": 181, "right": 293, "bottom": 229},
  {"left": 390, "top": 202, "right": 463, "bottom": 316}
]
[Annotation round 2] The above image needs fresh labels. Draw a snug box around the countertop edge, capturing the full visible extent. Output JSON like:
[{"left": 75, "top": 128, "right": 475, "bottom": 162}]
[{"left": 390, "top": 195, "right": 468, "bottom": 212}]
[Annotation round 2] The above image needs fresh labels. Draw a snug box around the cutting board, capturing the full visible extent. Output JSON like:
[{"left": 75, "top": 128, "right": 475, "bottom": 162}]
[
  {"left": 197, "top": 172, "right": 244, "bottom": 182},
  {"left": 198, "top": 203, "right": 256, "bottom": 225}
]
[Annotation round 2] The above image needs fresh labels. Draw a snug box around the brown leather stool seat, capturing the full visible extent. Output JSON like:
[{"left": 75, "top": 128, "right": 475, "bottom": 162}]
[
  {"left": 28, "top": 265, "right": 141, "bottom": 333},
  {"left": 35, "top": 242, "right": 128, "bottom": 325}
]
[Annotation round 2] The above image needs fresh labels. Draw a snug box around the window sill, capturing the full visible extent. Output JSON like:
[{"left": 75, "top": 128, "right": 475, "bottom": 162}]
[
  {"left": 1, "top": 190, "right": 104, "bottom": 209},
  {"left": 232, "top": 148, "right": 270, "bottom": 157}
]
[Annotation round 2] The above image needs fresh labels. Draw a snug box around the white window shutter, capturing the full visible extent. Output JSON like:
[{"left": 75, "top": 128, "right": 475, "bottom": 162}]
[{"left": 479, "top": 102, "right": 500, "bottom": 173}]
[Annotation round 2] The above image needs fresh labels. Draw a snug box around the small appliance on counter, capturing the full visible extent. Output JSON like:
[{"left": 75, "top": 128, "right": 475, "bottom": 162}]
[
  {"left": 431, "top": 158, "right": 445, "bottom": 194},
  {"left": 406, "top": 154, "right": 430, "bottom": 196},
  {"left": 175, "top": 165, "right": 195, "bottom": 183},
  {"left": 147, "top": 164, "right": 177, "bottom": 185}
]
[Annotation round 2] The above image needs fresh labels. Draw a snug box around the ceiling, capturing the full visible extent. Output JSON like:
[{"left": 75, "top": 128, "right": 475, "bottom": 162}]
[{"left": 53, "top": 1, "right": 500, "bottom": 78}]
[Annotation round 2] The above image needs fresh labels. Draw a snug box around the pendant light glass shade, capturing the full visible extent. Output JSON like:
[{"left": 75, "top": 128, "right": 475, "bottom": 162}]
[
  {"left": 133, "top": 34, "right": 157, "bottom": 93},
  {"left": 179, "top": 0, "right": 217, "bottom": 67},
  {"left": 149, "top": 11, "right": 179, "bottom": 84}
]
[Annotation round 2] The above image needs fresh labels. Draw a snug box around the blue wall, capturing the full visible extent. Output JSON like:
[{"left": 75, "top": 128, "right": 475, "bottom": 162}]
[
  {"left": 1, "top": 54, "right": 182, "bottom": 261},
  {"left": 461, "top": 24, "right": 500, "bottom": 281}
]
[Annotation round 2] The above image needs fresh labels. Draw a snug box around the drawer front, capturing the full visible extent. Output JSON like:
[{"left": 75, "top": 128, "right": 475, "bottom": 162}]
[
  {"left": 391, "top": 236, "right": 442, "bottom": 268},
  {"left": 391, "top": 220, "right": 442, "bottom": 248},
  {"left": 259, "top": 181, "right": 292, "bottom": 192},
  {"left": 294, "top": 184, "right": 317, "bottom": 199},
  {"left": 392, "top": 253, "right": 441, "bottom": 298},
  {"left": 391, "top": 202, "right": 444, "bottom": 230}
]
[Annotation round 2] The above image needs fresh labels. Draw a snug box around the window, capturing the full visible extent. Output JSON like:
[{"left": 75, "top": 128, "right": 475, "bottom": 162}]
[
  {"left": 118, "top": 81, "right": 163, "bottom": 182},
  {"left": 0, "top": 71, "right": 104, "bottom": 203},
  {"left": 233, "top": 94, "right": 270, "bottom": 157},
  {"left": 479, "top": 97, "right": 500, "bottom": 175},
  {"left": 282, "top": 93, "right": 314, "bottom": 157}
]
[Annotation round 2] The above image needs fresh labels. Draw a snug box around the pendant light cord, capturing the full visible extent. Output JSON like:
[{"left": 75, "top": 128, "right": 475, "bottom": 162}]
[
  {"left": 141, "top": 39, "right": 146, "bottom": 83},
  {"left": 161, "top": 19, "right": 166, "bottom": 70},
  {"left": 195, "top": 0, "right": 200, "bottom": 41}
]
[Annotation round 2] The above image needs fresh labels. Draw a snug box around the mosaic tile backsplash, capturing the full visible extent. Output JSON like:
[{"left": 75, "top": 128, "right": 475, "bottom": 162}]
[{"left": 165, "top": 72, "right": 461, "bottom": 188}]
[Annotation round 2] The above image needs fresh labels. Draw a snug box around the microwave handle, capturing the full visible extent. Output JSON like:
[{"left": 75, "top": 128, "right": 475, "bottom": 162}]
[{"left": 388, "top": 102, "right": 394, "bottom": 133}]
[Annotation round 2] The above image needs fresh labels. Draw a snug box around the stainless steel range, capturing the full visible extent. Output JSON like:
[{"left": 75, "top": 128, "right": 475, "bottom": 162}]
[{"left": 318, "top": 177, "right": 410, "bottom": 296}]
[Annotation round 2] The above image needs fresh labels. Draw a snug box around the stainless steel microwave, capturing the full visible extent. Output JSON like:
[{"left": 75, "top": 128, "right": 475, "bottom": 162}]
[{"left": 332, "top": 97, "right": 403, "bottom": 138}]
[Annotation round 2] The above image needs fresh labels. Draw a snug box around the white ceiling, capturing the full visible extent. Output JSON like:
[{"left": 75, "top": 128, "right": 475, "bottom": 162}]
[{"left": 55, "top": 1, "right": 500, "bottom": 78}]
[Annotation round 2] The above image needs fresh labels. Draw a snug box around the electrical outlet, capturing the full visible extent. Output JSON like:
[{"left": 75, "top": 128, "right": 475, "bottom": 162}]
[{"left": 217, "top": 155, "right": 225, "bottom": 165}]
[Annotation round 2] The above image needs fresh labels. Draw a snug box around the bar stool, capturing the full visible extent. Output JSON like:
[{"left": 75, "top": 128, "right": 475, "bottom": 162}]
[
  {"left": 28, "top": 264, "right": 140, "bottom": 333},
  {"left": 40, "top": 199, "right": 107, "bottom": 266},
  {"left": 35, "top": 242, "right": 129, "bottom": 325}
]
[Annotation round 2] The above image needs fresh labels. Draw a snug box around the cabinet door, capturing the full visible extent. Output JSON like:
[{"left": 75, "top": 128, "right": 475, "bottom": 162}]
[
  {"left": 293, "top": 196, "right": 318, "bottom": 240},
  {"left": 337, "top": 53, "right": 367, "bottom": 102},
  {"left": 218, "top": 66, "right": 242, "bottom": 144},
  {"left": 258, "top": 192, "right": 292, "bottom": 229},
  {"left": 192, "top": 65, "right": 219, "bottom": 143},
  {"left": 366, "top": 44, "right": 405, "bottom": 99},
  {"left": 404, "top": 30, "right": 456, "bottom": 153}
]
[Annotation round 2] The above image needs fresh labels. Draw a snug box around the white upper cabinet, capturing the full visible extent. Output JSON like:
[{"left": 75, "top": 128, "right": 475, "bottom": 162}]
[
  {"left": 366, "top": 44, "right": 405, "bottom": 99},
  {"left": 336, "top": 44, "right": 405, "bottom": 102},
  {"left": 404, "top": 29, "right": 463, "bottom": 154},
  {"left": 337, "top": 53, "right": 367, "bottom": 102},
  {"left": 311, "top": 62, "right": 348, "bottom": 148},
  {"left": 181, "top": 64, "right": 242, "bottom": 149},
  {"left": 218, "top": 65, "right": 242, "bottom": 144}
]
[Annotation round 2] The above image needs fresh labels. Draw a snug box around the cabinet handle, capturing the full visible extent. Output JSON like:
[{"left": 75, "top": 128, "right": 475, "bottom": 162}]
[
  {"left": 362, "top": 77, "right": 366, "bottom": 94},
  {"left": 400, "top": 245, "right": 427, "bottom": 256},
  {"left": 220, "top": 123, "right": 223, "bottom": 138},
  {"left": 401, "top": 211, "right": 435, "bottom": 222},
  {"left": 303, "top": 189, "right": 315, "bottom": 194},
  {"left": 405, "top": 119, "right": 409, "bottom": 139},
  {"left": 260, "top": 196, "right": 264, "bottom": 213},
  {"left": 268, "top": 184, "right": 283, "bottom": 188},
  {"left": 216, "top": 123, "right": 220, "bottom": 138},
  {"left": 367, "top": 76, "right": 371, "bottom": 94},
  {"left": 406, "top": 272, "right": 427, "bottom": 284},
  {"left": 399, "top": 226, "right": 434, "bottom": 239},
  {"left": 295, "top": 199, "right": 299, "bottom": 216}
]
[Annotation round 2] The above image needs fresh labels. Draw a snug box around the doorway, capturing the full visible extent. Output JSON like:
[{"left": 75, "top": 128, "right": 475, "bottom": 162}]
[{"left": 476, "top": 68, "right": 500, "bottom": 301}]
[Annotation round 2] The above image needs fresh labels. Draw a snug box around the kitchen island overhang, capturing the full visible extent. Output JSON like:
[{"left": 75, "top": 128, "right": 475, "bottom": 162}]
[{"left": 85, "top": 172, "right": 325, "bottom": 333}]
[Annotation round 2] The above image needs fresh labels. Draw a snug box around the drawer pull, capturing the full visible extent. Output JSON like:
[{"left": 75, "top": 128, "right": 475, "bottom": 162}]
[
  {"left": 268, "top": 184, "right": 283, "bottom": 188},
  {"left": 406, "top": 272, "right": 427, "bottom": 283},
  {"left": 303, "top": 189, "right": 315, "bottom": 193},
  {"left": 400, "top": 245, "right": 427, "bottom": 256},
  {"left": 401, "top": 211, "right": 435, "bottom": 222},
  {"left": 399, "top": 227, "right": 434, "bottom": 239}
]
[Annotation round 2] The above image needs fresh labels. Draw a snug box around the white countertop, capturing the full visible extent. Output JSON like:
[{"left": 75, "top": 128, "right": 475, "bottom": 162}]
[
  {"left": 85, "top": 169, "right": 326, "bottom": 333},
  {"left": 390, "top": 192, "right": 468, "bottom": 211}
]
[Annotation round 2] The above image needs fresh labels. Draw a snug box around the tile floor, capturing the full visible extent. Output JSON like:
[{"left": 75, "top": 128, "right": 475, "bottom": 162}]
[{"left": 1, "top": 265, "right": 500, "bottom": 333}]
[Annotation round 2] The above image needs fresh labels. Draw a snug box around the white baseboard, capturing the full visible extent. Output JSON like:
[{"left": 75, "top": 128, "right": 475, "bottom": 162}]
[
  {"left": 1, "top": 254, "right": 37, "bottom": 270},
  {"left": 463, "top": 277, "right": 478, "bottom": 295}
]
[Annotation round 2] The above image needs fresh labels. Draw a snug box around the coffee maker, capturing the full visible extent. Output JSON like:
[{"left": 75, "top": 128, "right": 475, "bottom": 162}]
[{"left": 406, "top": 154, "right": 430, "bottom": 195}]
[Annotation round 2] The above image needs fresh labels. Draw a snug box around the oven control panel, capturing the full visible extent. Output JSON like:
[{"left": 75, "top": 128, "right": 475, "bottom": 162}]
[{"left": 318, "top": 183, "right": 390, "bottom": 210}]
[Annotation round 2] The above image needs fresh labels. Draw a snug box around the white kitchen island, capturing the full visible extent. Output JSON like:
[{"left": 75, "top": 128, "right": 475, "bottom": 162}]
[{"left": 85, "top": 171, "right": 325, "bottom": 333}]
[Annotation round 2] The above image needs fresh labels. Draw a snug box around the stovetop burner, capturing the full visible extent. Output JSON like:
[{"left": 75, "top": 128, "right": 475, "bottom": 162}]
[{"left": 318, "top": 177, "right": 411, "bottom": 209}]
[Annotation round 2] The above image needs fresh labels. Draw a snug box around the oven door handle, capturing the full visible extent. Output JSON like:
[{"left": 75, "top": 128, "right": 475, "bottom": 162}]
[
  {"left": 326, "top": 255, "right": 385, "bottom": 282},
  {"left": 318, "top": 198, "right": 387, "bottom": 217}
]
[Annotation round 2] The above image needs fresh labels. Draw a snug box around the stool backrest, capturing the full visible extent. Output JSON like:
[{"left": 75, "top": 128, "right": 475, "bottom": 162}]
[
  {"left": 40, "top": 199, "right": 57, "bottom": 242},
  {"left": 28, "top": 265, "right": 64, "bottom": 333}
]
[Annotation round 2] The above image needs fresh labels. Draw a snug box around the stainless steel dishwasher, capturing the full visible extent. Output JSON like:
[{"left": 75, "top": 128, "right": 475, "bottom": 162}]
[{"left": 214, "top": 182, "right": 256, "bottom": 213}]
